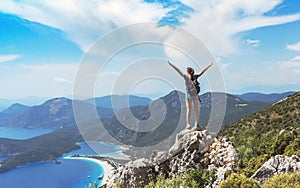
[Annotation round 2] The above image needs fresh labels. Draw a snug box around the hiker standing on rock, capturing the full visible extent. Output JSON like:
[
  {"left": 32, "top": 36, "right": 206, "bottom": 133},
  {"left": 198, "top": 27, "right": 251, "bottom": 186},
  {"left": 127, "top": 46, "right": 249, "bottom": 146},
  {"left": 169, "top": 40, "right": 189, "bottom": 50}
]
[{"left": 168, "top": 61, "right": 213, "bottom": 130}]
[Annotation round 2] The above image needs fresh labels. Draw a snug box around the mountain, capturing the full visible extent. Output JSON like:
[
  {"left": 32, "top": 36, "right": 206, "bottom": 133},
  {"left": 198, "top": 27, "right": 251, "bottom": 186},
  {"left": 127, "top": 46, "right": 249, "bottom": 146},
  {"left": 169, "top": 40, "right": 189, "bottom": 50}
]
[
  {"left": 199, "top": 92, "right": 270, "bottom": 128},
  {"left": 0, "top": 103, "right": 30, "bottom": 121},
  {"left": 77, "top": 91, "right": 270, "bottom": 160},
  {"left": 234, "top": 91, "right": 295, "bottom": 103},
  {"left": 0, "top": 99, "right": 14, "bottom": 111},
  {"left": 220, "top": 91, "right": 300, "bottom": 177},
  {"left": 1, "top": 91, "right": 299, "bottom": 186},
  {"left": 100, "top": 91, "right": 184, "bottom": 148},
  {"left": 17, "top": 96, "right": 47, "bottom": 106},
  {"left": 1, "top": 103, "right": 30, "bottom": 115},
  {"left": 0, "top": 98, "right": 75, "bottom": 128},
  {"left": 0, "top": 91, "right": 270, "bottom": 141},
  {"left": 0, "top": 98, "right": 114, "bottom": 128},
  {"left": 0, "top": 90, "right": 289, "bottom": 174},
  {"left": 85, "top": 95, "right": 151, "bottom": 109},
  {"left": 0, "top": 97, "right": 47, "bottom": 111},
  {"left": 104, "top": 92, "right": 300, "bottom": 188}
]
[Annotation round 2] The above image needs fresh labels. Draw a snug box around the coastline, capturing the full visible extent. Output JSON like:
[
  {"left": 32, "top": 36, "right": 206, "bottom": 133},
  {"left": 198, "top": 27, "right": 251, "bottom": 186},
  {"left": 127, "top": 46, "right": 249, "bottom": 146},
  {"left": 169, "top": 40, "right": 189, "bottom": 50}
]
[
  {"left": 64, "top": 156, "right": 115, "bottom": 186},
  {"left": 100, "top": 150, "right": 131, "bottom": 160},
  {"left": 69, "top": 141, "right": 131, "bottom": 160}
]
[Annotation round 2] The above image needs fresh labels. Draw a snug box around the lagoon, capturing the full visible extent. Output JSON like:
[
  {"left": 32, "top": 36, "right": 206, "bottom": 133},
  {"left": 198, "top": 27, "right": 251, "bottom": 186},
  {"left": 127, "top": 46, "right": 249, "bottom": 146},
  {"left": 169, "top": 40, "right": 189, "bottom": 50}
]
[
  {"left": 0, "top": 159, "right": 104, "bottom": 188},
  {"left": 0, "top": 141, "right": 121, "bottom": 188}
]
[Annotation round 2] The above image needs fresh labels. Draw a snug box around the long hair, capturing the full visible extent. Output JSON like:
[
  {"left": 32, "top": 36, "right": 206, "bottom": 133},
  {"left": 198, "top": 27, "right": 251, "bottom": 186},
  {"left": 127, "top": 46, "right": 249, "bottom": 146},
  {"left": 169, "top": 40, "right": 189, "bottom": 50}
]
[{"left": 186, "top": 67, "right": 194, "bottom": 75}]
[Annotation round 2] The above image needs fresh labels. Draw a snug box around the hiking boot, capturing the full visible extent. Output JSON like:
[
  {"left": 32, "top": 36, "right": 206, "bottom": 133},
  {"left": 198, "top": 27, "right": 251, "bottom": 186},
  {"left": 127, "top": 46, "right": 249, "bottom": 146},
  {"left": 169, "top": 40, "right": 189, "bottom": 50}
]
[{"left": 193, "top": 125, "right": 202, "bottom": 131}]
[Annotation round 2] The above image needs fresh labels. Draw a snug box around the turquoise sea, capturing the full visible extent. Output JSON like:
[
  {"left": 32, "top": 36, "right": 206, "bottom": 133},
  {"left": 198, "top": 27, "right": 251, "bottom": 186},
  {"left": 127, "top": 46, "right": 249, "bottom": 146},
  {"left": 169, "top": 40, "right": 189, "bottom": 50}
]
[{"left": 0, "top": 128, "right": 121, "bottom": 188}]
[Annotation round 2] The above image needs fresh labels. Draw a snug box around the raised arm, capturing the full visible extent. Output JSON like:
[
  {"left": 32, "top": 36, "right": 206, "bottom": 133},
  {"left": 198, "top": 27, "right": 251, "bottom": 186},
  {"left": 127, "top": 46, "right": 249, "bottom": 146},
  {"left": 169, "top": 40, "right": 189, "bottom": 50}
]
[
  {"left": 168, "top": 61, "right": 184, "bottom": 77},
  {"left": 196, "top": 62, "right": 213, "bottom": 77}
]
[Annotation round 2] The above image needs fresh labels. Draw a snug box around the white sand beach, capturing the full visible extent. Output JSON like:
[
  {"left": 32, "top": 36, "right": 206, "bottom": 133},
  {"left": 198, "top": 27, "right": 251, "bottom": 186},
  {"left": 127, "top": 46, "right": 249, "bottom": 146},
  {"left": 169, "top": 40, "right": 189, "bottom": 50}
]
[
  {"left": 64, "top": 156, "right": 114, "bottom": 186},
  {"left": 100, "top": 150, "right": 131, "bottom": 160}
]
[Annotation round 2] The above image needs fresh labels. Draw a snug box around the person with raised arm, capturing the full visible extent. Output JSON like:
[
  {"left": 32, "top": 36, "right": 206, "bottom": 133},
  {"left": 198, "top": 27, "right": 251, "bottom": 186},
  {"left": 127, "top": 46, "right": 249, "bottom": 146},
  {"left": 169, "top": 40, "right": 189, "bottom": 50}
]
[{"left": 168, "top": 61, "right": 213, "bottom": 130}]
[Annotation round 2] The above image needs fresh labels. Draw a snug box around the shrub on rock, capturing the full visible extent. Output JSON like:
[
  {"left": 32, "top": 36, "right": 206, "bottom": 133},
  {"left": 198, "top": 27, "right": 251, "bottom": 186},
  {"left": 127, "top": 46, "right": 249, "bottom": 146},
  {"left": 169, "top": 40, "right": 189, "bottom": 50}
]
[{"left": 219, "top": 173, "right": 260, "bottom": 188}]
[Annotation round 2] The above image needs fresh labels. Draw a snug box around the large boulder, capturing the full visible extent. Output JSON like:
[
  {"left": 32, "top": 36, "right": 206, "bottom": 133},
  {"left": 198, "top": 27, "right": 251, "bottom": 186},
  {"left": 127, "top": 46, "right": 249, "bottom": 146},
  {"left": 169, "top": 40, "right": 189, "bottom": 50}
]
[
  {"left": 106, "top": 129, "right": 239, "bottom": 188},
  {"left": 251, "top": 155, "right": 300, "bottom": 185}
]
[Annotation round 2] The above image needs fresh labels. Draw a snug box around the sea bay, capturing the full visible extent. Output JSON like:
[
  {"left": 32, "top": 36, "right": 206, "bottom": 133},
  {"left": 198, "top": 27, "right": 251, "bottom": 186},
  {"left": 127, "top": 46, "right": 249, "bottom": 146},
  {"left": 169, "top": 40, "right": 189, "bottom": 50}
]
[{"left": 0, "top": 138, "right": 122, "bottom": 188}]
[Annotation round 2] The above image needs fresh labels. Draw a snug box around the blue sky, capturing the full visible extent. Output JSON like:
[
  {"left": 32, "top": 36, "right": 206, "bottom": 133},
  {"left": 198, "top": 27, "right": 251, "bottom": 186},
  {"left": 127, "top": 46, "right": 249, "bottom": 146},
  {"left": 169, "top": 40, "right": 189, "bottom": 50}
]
[{"left": 0, "top": 0, "right": 300, "bottom": 100}]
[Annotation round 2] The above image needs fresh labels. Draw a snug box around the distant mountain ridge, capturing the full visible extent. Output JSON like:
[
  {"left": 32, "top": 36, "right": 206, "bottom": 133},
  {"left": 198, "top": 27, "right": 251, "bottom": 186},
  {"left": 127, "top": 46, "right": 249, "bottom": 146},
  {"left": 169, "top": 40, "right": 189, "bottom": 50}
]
[
  {"left": 199, "top": 92, "right": 270, "bottom": 127},
  {"left": 0, "top": 98, "right": 115, "bottom": 128},
  {"left": 0, "top": 90, "right": 296, "bottom": 172},
  {"left": 0, "top": 91, "right": 291, "bottom": 113},
  {"left": 234, "top": 91, "right": 295, "bottom": 103},
  {"left": 85, "top": 95, "right": 151, "bottom": 109},
  {"left": 0, "top": 91, "right": 270, "bottom": 130},
  {"left": 2, "top": 103, "right": 29, "bottom": 115},
  {"left": 0, "top": 95, "right": 153, "bottom": 128},
  {"left": 77, "top": 91, "right": 271, "bottom": 159},
  {"left": 0, "top": 103, "right": 30, "bottom": 121},
  {"left": 0, "top": 99, "right": 14, "bottom": 112},
  {"left": 0, "top": 97, "right": 47, "bottom": 111}
]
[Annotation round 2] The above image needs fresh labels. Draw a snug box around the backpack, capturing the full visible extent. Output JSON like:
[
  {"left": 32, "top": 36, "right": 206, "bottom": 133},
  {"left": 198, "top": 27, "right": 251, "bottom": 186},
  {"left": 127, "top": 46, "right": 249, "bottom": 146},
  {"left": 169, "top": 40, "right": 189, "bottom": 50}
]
[{"left": 186, "top": 75, "right": 200, "bottom": 96}]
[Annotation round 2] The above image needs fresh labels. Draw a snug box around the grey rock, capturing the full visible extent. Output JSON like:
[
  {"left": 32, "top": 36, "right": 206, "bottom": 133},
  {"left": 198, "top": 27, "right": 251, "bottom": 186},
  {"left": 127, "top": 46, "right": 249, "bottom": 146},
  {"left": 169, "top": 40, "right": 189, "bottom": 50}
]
[
  {"left": 251, "top": 155, "right": 300, "bottom": 185},
  {"left": 106, "top": 129, "right": 238, "bottom": 188}
]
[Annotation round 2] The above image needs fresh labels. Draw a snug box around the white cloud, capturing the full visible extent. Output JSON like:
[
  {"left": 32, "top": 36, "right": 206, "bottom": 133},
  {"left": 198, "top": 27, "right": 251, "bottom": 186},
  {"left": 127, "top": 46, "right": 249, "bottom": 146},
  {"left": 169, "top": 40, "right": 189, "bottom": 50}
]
[
  {"left": 1, "top": 0, "right": 300, "bottom": 97},
  {"left": 180, "top": 0, "right": 300, "bottom": 56},
  {"left": 287, "top": 42, "right": 300, "bottom": 51},
  {"left": 0, "top": 54, "right": 21, "bottom": 63},
  {"left": 224, "top": 56, "right": 300, "bottom": 93},
  {"left": 220, "top": 63, "right": 230, "bottom": 70},
  {"left": 279, "top": 59, "right": 300, "bottom": 70},
  {"left": 0, "top": 0, "right": 169, "bottom": 52},
  {"left": 53, "top": 76, "right": 72, "bottom": 84},
  {"left": 1, "top": 0, "right": 299, "bottom": 57},
  {"left": 291, "top": 56, "right": 300, "bottom": 62},
  {"left": 244, "top": 39, "right": 260, "bottom": 47},
  {"left": 0, "top": 63, "right": 78, "bottom": 98}
]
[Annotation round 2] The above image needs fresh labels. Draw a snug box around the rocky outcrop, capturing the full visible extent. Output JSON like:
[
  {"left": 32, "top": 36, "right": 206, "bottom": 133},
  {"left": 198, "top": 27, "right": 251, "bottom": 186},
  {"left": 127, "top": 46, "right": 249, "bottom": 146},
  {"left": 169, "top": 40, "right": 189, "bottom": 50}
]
[
  {"left": 205, "top": 137, "right": 239, "bottom": 187},
  {"left": 251, "top": 155, "right": 300, "bottom": 184},
  {"left": 106, "top": 129, "right": 239, "bottom": 188}
]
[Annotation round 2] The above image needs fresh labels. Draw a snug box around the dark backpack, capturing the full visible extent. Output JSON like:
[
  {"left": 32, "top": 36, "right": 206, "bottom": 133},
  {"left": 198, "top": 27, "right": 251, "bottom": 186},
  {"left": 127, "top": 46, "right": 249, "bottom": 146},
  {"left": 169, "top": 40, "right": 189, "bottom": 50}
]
[{"left": 186, "top": 75, "right": 200, "bottom": 96}]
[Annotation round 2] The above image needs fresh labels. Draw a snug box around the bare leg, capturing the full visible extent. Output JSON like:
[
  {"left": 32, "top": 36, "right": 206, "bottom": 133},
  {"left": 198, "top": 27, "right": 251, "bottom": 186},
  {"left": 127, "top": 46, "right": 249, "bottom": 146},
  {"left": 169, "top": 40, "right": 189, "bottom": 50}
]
[
  {"left": 186, "top": 99, "right": 192, "bottom": 127},
  {"left": 193, "top": 98, "right": 199, "bottom": 126}
]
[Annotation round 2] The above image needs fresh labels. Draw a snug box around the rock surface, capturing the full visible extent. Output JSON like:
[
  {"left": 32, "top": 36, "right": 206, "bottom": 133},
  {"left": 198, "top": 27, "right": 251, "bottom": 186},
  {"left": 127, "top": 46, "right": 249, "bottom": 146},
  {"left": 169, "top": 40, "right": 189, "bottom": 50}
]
[
  {"left": 251, "top": 155, "right": 300, "bottom": 184},
  {"left": 106, "top": 129, "right": 239, "bottom": 188}
]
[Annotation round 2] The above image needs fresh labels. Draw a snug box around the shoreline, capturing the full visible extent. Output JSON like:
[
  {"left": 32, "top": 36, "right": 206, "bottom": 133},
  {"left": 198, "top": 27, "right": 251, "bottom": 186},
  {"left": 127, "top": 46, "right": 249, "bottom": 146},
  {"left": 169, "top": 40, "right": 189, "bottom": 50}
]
[
  {"left": 73, "top": 141, "right": 131, "bottom": 160},
  {"left": 64, "top": 156, "right": 114, "bottom": 186},
  {"left": 100, "top": 150, "right": 131, "bottom": 160}
]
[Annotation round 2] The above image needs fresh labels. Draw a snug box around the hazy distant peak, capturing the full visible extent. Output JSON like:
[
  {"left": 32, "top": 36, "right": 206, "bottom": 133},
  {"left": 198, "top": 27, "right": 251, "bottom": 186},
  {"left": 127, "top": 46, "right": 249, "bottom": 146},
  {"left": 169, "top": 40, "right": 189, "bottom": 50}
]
[{"left": 1, "top": 103, "right": 29, "bottom": 115}]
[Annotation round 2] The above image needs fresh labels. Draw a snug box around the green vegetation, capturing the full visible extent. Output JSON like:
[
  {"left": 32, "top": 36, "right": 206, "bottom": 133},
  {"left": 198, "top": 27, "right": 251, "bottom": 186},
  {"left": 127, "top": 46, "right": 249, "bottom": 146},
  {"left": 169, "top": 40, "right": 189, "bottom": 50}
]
[
  {"left": 219, "top": 173, "right": 260, "bottom": 188},
  {"left": 220, "top": 92, "right": 300, "bottom": 176},
  {"left": 145, "top": 168, "right": 216, "bottom": 188},
  {"left": 263, "top": 172, "right": 300, "bottom": 188},
  {"left": 199, "top": 93, "right": 270, "bottom": 128},
  {"left": 0, "top": 91, "right": 271, "bottom": 170},
  {"left": 219, "top": 172, "right": 300, "bottom": 188},
  {"left": 142, "top": 92, "right": 300, "bottom": 187}
]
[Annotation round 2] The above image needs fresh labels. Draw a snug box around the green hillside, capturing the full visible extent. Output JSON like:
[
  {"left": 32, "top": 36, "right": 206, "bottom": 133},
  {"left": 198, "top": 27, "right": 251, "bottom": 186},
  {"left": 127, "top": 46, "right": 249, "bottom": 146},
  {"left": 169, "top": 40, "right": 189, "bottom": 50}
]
[{"left": 220, "top": 92, "right": 300, "bottom": 176}]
